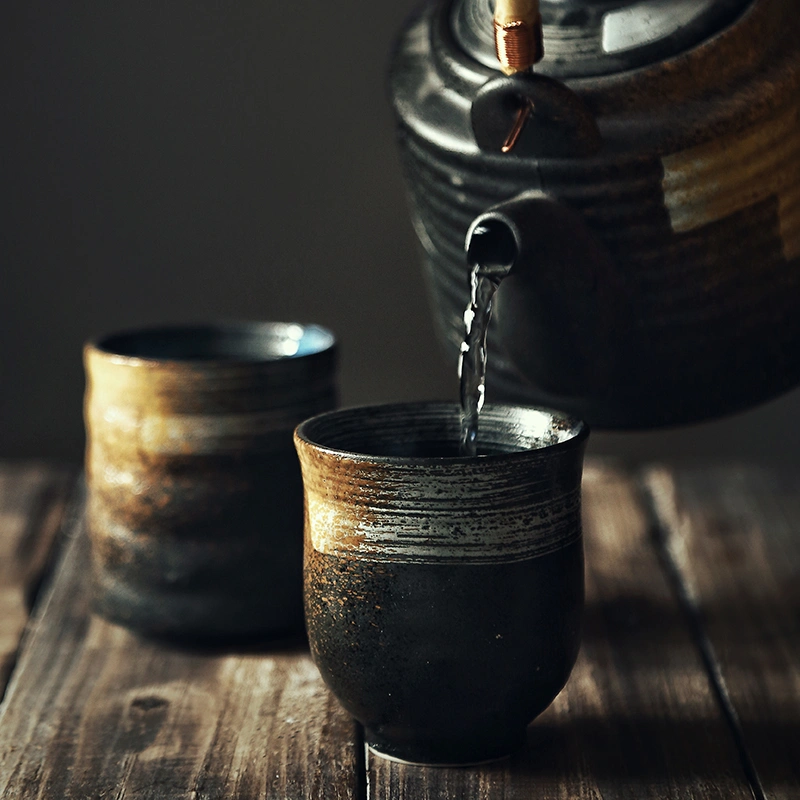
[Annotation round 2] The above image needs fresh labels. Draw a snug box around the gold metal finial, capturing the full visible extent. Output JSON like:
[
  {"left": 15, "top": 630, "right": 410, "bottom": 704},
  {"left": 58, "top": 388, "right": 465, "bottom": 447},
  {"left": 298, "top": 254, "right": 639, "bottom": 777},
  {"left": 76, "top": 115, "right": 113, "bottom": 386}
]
[{"left": 493, "top": 0, "right": 544, "bottom": 75}]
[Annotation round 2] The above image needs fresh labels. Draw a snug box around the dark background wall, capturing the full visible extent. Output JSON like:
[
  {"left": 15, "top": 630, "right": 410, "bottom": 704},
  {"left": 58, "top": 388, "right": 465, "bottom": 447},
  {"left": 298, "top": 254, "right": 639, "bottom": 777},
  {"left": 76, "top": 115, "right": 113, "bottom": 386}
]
[{"left": 3, "top": 1, "right": 799, "bottom": 465}]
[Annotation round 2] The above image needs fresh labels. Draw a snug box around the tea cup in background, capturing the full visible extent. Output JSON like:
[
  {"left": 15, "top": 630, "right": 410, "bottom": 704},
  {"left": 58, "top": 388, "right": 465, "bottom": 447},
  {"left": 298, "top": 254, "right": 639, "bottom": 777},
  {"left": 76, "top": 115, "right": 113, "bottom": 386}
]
[
  {"left": 84, "top": 321, "right": 337, "bottom": 640},
  {"left": 294, "top": 402, "right": 588, "bottom": 765}
]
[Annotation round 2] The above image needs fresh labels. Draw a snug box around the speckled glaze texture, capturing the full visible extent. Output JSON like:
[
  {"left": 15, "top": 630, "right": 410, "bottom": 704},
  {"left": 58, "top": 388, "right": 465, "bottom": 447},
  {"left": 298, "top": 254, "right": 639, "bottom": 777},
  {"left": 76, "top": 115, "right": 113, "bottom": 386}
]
[
  {"left": 295, "top": 402, "right": 587, "bottom": 765},
  {"left": 85, "top": 322, "right": 337, "bottom": 640}
]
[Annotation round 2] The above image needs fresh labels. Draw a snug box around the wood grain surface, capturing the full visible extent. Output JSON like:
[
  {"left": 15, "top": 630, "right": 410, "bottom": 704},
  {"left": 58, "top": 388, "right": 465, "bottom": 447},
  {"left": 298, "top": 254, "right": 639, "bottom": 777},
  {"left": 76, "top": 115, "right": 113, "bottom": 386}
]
[
  {"left": 1, "top": 461, "right": 797, "bottom": 799},
  {"left": 368, "top": 463, "right": 754, "bottom": 799},
  {"left": 0, "top": 462, "right": 76, "bottom": 694},
  {"left": 645, "top": 466, "right": 800, "bottom": 800},
  {"left": 0, "top": 514, "right": 361, "bottom": 800}
]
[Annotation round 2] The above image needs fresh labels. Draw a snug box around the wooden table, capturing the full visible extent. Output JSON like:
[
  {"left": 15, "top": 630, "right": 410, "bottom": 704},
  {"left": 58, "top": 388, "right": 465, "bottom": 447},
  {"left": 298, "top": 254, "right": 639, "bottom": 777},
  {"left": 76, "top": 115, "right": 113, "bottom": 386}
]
[{"left": 0, "top": 460, "right": 797, "bottom": 799}]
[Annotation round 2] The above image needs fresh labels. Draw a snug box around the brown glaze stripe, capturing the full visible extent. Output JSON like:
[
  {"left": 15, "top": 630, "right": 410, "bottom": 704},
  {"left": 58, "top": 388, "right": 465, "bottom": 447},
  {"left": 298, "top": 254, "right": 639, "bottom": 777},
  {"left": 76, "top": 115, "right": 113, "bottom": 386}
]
[
  {"left": 301, "top": 459, "right": 582, "bottom": 565},
  {"left": 662, "top": 102, "right": 800, "bottom": 244},
  {"left": 87, "top": 407, "right": 323, "bottom": 456}
]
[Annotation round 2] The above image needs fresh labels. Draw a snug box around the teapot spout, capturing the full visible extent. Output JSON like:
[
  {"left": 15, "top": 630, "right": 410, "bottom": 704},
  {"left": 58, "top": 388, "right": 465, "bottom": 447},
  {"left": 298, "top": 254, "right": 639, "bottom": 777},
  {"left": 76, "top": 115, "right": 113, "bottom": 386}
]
[
  {"left": 466, "top": 191, "right": 625, "bottom": 399},
  {"left": 465, "top": 215, "right": 519, "bottom": 282}
]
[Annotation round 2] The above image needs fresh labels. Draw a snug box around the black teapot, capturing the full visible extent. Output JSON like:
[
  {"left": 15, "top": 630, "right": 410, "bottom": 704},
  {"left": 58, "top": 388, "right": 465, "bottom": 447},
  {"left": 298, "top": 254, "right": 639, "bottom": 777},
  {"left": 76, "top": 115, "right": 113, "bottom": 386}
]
[{"left": 389, "top": 0, "right": 800, "bottom": 428}]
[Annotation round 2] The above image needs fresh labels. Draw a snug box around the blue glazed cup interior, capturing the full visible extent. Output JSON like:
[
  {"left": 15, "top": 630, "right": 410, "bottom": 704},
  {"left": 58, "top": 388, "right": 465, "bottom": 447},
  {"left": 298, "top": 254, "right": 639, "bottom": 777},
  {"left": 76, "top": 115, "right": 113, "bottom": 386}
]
[{"left": 93, "top": 321, "right": 335, "bottom": 362}]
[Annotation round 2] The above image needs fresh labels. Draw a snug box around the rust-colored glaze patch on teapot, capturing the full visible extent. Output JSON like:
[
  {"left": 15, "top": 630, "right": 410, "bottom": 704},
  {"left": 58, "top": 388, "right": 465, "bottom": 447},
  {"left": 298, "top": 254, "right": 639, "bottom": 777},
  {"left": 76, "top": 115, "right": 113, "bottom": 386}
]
[{"left": 661, "top": 101, "right": 800, "bottom": 256}]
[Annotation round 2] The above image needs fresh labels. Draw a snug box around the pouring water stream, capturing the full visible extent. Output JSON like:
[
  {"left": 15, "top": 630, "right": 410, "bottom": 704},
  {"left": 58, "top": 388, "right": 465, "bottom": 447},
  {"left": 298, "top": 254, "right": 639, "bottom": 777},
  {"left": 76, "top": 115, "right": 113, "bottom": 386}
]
[
  {"left": 458, "top": 221, "right": 517, "bottom": 457},
  {"left": 458, "top": 266, "right": 502, "bottom": 457}
]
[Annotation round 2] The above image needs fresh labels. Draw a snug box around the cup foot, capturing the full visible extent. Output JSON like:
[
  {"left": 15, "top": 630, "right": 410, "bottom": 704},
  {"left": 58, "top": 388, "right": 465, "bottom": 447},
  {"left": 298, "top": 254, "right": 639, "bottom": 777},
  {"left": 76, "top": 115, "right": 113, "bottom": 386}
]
[
  {"left": 367, "top": 745, "right": 514, "bottom": 768},
  {"left": 364, "top": 728, "right": 526, "bottom": 767},
  {"left": 91, "top": 577, "right": 304, "bottom": 642}
]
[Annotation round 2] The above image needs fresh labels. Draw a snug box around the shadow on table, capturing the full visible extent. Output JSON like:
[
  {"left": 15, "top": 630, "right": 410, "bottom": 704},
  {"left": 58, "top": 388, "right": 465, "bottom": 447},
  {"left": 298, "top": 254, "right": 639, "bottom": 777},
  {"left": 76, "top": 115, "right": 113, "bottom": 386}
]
[
  {"left": 134, "top": 626, "right": 311, "bottom": 658},
  {"left": 500, "top": 714, "right": 799, "bottom": 786}
]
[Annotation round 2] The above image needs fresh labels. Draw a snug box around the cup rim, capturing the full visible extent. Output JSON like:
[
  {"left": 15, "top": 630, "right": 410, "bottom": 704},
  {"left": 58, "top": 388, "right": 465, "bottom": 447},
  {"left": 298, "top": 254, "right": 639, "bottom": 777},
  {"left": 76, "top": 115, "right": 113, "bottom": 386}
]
[
  {"left": 294, "top": 401, "right": 589, "bottom": 464},
  {"left": 84, "top": 321, "right": 336, "bottom": 365}
]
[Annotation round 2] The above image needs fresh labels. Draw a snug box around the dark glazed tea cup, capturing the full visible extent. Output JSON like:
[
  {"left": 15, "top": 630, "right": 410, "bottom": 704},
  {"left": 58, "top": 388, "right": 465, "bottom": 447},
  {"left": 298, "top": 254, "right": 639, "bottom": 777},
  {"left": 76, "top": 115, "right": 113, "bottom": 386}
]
[
  {"left": 84, "top": 321, "right": 337, "bottom": 640},
  {"left": 294, "top": 402, "right": 588, "bottom": 765}
]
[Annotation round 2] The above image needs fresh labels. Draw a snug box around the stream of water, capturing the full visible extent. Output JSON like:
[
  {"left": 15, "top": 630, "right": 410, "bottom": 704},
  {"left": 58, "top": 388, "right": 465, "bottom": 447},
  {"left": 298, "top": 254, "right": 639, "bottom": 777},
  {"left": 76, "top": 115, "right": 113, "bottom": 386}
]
[{"left": 458, "top": 263, "right": 502, "bottom": 457}]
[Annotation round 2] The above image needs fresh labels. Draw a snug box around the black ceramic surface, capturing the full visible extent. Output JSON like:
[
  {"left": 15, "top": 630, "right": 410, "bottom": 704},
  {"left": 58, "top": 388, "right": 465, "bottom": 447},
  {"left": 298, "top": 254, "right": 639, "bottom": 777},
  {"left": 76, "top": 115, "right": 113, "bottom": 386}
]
[{"left": 389, "top": 0, "right": 800, "bottom": 428}]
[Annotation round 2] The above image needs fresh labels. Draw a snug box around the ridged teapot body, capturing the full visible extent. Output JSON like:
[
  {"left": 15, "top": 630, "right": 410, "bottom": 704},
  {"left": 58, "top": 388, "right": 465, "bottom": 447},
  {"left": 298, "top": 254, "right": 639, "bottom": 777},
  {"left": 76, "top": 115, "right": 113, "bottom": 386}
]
[{"left": 389, "top": 0, "right": 800, "bottom": 428}]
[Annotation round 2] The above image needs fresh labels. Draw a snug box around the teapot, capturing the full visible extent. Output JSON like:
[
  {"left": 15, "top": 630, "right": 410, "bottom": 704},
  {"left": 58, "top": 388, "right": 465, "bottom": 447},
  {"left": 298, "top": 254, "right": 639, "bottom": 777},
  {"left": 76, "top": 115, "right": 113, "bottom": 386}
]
[{"left": 388, "top": 0, "right": 800, "bottom": 428}]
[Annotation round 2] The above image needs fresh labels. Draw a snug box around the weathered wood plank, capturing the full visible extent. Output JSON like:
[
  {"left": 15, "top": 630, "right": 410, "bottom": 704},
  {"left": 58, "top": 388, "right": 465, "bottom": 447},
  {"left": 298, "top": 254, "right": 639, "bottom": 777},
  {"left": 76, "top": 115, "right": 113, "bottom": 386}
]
[
  {"left": 0, "top": 462, "right": 77, "bottom": 694},
  {"left": 0, "top": 510, "right": 361, "bottom": 800},
  {"left": 645, "top": 465, "right": 800, "bottom": 800},
  {"left": 368, "top": 462, "right": 754, "bottom": 799}
]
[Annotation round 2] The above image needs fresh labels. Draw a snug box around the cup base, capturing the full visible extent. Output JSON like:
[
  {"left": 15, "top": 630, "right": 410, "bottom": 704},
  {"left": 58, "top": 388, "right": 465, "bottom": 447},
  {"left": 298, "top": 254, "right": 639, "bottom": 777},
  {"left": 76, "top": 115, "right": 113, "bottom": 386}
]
[
  {"left": 367, "top": 745, "right": 514, "bottom": 768},
  {"left": 364, "top": 727, "right": 526, "bottom": 767},
  {"left": 91, "top": 574, "right": 304, "bottom": 643}
]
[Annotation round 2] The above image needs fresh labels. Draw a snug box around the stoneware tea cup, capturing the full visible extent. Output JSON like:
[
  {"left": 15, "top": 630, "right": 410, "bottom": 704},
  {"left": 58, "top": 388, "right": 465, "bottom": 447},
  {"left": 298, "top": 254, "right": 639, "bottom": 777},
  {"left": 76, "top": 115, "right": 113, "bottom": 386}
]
[
  {"left": 294, "top": 402, "right": 588, "bottom": 765},
  {"left": 84, "top": 321, "right": 337, "bottom": 640}
]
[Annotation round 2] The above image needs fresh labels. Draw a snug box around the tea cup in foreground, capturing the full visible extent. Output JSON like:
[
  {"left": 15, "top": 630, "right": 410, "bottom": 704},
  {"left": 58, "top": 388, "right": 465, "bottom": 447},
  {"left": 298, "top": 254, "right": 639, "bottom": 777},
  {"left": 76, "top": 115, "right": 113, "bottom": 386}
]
[{"left": 294, "top": 401, "right": 587, "bottom": 765}]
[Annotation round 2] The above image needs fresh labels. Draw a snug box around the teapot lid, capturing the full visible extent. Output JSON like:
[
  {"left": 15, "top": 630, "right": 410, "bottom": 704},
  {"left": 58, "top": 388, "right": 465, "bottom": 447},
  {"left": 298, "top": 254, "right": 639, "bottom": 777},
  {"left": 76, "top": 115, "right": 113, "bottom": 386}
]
[{"left": 451, "top": 0, "right": 755, "bottom": 77}]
